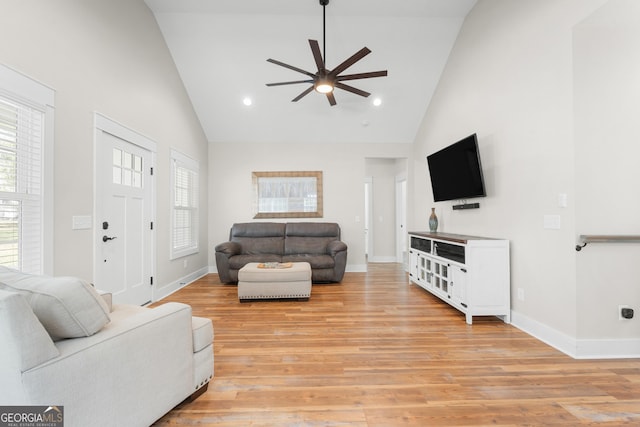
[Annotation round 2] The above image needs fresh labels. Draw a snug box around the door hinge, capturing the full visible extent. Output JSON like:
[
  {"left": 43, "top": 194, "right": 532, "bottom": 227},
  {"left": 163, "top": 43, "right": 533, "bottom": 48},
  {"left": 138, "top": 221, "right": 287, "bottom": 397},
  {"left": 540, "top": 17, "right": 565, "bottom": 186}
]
[
  {"left": 150, "top": 276, "right": 154, "bottom": 286},
  {"left": 150, "top": 221, "right": 154, "bottom": 230},
  {"left": 150, "top": 167, "right": 154, "bottom": 176}
]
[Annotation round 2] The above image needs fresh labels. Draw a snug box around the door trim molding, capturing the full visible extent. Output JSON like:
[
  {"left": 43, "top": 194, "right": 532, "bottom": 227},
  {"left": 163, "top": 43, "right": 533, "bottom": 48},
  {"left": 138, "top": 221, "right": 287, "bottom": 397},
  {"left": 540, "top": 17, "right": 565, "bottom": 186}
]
[
  {"left": 94, "top": 113, "right": 157, "bottom": 152},
  {"left": 93, "top": 113, "right": 157, "bottom": 302}
]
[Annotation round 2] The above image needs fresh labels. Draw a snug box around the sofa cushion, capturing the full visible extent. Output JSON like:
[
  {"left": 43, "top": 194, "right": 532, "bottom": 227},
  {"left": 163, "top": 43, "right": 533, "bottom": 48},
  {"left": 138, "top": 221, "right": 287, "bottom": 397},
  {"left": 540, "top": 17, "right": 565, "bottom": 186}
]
[
  {"left": 285, "top": 222, "right": 340, "bottom": 238},
  {"left": 229, "top": 254, "right": 282, "bottom": 269},
  {"left": 282, "top": 254, "right": 335, "bottom": 269},
  {"left": 192, "top": 316, "right": 214, "bottom": 353},
  {"left": 284, "top": 222, "right": 340, "bottom": 255},
  {"left": 285, "top": 236, "right": 337, "bottom": 255},
  {"left": 236, "top": 237, "right": 285, "bottom": 255},
  {"left": 231, "top": 222, "right": 286, "bottom": 255},
  {"left": 0, "top": 266, "right": 111, "bottom": 340},
  {"left": 0, "top": 289, "right": 60, "bottom": 371},
  {"left": 231, "top": 222, "right": 286, "bottom": 238}
]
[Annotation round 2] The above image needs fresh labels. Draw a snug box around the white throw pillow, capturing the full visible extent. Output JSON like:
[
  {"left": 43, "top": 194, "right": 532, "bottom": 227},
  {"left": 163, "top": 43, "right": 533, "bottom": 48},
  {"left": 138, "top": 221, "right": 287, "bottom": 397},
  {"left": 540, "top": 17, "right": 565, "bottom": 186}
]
[
  {"left": 0, "top": 266, "right": 111, "bottom": 340},
  {"left": 0, "top": 289, "right": 60, "bottom": 370}
]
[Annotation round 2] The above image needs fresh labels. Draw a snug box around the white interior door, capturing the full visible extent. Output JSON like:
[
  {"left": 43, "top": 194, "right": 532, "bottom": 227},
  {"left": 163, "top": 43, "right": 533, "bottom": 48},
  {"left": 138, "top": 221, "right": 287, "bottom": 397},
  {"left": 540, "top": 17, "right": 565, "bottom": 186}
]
[
  {"left": 396, "top": 177, "right": 407, "bottom": 265},
  {"left": 364, "top": 177, "right": 373, "bottom": 259},
  {"left": 94, "top": 115, "right": 155, "bottom": 305}
]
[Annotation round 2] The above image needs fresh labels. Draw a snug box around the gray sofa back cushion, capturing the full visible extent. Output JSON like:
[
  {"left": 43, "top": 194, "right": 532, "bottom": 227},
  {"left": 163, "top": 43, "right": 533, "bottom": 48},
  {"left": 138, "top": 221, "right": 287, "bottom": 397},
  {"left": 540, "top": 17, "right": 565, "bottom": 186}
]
[
  {"left": 284, "top": 222, "right": 340, "bottom": 255},
  {"left": 231, "top": 222, "right": 285, "bottom": 255}
]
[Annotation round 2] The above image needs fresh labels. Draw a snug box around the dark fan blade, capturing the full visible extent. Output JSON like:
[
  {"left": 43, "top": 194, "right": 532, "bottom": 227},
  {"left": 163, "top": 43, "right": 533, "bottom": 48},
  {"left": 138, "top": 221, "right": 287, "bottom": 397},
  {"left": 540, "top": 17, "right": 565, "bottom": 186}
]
[
  {"left": 309, "top": 40, "right": 325, "bottom": 71},
  {"left": 336, "top": 70, "right": 387, "bottom": 81},
  {"left": 335, "top": 82, "right": 370, "bottom": 98},
  {"left": 326, "top": 92, "right": 337, "bottom": 106},
  {"left": 266, "top": 79, "right": 314, "bottom": 87},
  {"left": 292, "top": 86, "right": 315, "bottom": 102},
  {"left": 328, "top": 47, "right": 371, "bottom": 78},
  {"left": 267, "top": 58, "right": 316, "bottom": 78}
]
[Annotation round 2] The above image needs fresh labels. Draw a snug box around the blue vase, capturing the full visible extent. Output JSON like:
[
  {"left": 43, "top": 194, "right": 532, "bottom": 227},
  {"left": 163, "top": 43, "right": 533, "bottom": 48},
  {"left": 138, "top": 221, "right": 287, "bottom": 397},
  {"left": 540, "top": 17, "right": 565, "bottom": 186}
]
[{"left": 429, "top": 208, "right": 438, "bottom": 232}]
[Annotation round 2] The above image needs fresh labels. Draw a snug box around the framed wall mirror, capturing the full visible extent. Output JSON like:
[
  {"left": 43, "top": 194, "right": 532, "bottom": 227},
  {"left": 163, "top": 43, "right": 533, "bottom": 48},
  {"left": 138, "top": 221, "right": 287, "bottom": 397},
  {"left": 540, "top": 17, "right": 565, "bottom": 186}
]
[{"left": 252, "top": 171, "right": 323, "bottom": 218}]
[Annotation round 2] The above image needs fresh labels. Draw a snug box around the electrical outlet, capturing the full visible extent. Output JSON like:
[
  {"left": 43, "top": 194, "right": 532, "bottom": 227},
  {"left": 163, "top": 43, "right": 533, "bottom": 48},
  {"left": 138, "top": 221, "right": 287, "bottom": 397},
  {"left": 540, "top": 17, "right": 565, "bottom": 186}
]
[
  {"left": 517, "top": 288, "right": 525, "bottom": 301},
  {"left": 619, "top": 305, "right": 633, "bottom": 320},
  {"left": 183, "top": 259, "right": 188, "bottom": 269}
]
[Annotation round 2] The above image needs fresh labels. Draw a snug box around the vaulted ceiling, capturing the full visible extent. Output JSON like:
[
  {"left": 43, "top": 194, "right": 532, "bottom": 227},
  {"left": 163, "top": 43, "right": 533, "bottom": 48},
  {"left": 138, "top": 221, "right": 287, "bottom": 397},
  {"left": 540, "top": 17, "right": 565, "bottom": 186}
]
[{"left": 145, "top": 0, "right": 476, "bottom": 144}]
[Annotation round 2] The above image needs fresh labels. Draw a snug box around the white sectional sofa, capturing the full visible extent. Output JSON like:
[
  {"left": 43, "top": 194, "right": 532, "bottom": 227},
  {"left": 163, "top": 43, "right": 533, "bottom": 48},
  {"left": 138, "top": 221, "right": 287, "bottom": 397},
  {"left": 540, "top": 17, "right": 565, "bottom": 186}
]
[{"left": 0, "top": 266, "right": 213, "bottom": 427}]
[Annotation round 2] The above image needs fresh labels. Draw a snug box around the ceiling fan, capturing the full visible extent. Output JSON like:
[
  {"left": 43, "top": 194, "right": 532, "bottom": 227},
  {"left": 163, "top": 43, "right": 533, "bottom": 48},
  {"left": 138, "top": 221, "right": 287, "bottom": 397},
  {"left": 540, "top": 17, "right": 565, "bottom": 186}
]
[{"left": 265, "top": 0, "right": 388, "bottom": 106}]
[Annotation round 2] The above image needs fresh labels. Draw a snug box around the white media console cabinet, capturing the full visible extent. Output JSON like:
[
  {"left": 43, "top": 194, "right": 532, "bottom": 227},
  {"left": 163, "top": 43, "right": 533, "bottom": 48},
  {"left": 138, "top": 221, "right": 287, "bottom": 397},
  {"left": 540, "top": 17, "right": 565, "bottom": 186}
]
[{"left": 408, "top": 231, "right": 511, "bottom": 324}]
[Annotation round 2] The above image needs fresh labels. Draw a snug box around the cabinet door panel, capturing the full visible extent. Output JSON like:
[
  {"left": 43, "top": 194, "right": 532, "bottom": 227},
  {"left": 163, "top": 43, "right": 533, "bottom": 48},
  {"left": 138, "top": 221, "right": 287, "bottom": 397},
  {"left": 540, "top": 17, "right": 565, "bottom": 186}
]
[{"left": 451, "top": 265, "right": 467, "bottom": 307}]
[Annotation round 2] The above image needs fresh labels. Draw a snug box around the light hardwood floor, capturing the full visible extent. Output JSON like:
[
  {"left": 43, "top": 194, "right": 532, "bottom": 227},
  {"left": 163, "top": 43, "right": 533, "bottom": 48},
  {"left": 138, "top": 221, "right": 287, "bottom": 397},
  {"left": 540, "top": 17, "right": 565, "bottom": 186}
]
[{"left": 152, "top": 263, "right": 640, "bottom": 426}]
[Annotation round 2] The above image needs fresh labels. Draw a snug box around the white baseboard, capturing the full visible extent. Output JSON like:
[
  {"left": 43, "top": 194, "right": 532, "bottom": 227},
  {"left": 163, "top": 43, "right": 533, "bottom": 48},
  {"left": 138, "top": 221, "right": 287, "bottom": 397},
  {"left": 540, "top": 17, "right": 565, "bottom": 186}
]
[
  {"left": 346, "top": 264, "right": 367, "bottom": 273},
  {"left": 367, "top": 256, "right": 398, "bottom": 263},
  {"left": 511, "top": 310, "right": 640, "bottom": 359},
  {"left": 154, "top": 266, "right": 209, "bottom": 301},
  {"left": 510, "top": 310, "right": 577, "bottom": 357},
  {"left": 575, "top": 338, "right": 640, "bottom": 359}
]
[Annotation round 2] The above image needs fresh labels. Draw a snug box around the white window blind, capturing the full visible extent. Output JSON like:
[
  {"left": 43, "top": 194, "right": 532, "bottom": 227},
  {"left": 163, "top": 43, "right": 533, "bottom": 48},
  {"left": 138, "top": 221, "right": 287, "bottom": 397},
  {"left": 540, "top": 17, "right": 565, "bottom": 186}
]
[
  {"left": 170, "top": 149, "right": 198, "bottom": 259},
  {"left": 0, "top": 96, "right": 43, "bottom": 273}
]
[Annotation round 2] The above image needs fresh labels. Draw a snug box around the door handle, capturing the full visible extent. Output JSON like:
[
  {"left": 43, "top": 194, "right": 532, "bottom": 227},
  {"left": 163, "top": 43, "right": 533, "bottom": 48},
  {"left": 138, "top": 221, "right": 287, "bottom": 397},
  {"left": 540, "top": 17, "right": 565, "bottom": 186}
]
[{"left": 102, "top": 235, "right": 117, "bottom": 242}]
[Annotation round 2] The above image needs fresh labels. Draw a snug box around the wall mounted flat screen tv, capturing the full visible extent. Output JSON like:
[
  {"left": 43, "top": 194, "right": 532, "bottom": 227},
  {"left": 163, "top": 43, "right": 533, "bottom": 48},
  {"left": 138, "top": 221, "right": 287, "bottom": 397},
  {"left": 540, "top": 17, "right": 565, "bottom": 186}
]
[{"left": 427, "top": 133, "right": 486, "bottom": 202}]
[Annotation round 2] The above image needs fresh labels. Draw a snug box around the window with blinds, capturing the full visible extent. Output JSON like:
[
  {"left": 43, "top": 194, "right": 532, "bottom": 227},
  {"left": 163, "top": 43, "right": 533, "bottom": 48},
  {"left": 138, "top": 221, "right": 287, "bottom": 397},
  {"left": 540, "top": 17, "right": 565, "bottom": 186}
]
[
  {"left": 0, "top": 96, "right": 43, "bottom": 273},
  {"left": 170, "top": 149, "right": 199, "bottom": 259}
]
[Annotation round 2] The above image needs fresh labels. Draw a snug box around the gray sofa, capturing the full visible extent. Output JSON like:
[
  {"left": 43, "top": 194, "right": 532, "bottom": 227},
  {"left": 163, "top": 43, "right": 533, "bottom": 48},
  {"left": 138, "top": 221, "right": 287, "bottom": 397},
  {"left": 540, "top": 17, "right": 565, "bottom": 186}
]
[{"left": 215, "top": 222, "right": 347, "bottom": 283}]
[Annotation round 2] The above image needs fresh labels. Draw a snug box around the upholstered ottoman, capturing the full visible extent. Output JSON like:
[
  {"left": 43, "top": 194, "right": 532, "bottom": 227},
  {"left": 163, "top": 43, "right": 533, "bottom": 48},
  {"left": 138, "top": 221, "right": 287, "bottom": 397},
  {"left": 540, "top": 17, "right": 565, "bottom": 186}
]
[{"left": 238, "top": 262, "right": 312, "bottom": 301}]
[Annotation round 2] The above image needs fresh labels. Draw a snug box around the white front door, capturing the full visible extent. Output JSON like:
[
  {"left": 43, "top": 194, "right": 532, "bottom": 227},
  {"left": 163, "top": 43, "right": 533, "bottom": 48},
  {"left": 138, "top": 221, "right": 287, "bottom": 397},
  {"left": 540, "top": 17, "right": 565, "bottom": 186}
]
[{"left": 94, "top": 115, "right": 155, "bottom": 305}]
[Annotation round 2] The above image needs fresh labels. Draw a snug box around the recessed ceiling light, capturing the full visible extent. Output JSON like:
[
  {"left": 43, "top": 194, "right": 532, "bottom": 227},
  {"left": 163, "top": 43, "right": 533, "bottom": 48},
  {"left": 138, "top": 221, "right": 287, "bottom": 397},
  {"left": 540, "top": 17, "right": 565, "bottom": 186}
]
[
  {"left": 373, "top": 98, "right": 382, "bottom": 107},
  {"left": 243, "top": 97, "right": 252, "bottom": 106}
]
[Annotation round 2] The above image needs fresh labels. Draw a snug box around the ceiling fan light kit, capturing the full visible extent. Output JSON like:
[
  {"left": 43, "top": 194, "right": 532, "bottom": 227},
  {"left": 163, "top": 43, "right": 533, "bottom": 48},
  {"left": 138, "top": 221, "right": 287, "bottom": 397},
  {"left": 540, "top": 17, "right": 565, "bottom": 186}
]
[
  {"left": 315, "top": 76, "right": 333, "bottom": 94},
  {"left": 266, "top": 0, "right": 387, "bottom": 106}
]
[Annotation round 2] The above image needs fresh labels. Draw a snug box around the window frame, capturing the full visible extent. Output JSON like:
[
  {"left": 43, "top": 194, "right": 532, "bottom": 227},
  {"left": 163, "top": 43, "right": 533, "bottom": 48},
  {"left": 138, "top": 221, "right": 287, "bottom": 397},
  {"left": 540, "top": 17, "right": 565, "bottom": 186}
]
[
  {"left": 169, "top": 149, "right": 199, "bottom": 260},
  {"left": 0, "top": 65, "right": 54, "bottom": 274}
]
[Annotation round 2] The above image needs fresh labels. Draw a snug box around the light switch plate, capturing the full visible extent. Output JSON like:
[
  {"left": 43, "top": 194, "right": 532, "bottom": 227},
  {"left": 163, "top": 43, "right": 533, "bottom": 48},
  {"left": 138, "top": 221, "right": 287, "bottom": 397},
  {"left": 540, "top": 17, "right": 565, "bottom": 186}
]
[{"left": 558, "top": 193, "right": 568, "bottom": 208}]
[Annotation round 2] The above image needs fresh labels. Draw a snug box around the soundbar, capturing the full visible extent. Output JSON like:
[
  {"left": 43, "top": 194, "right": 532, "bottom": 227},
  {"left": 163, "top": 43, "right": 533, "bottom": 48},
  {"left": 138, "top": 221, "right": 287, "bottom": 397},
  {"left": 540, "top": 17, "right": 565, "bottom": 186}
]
[{"left": 453, "top": 203, "right": 480, "bottom": 210}]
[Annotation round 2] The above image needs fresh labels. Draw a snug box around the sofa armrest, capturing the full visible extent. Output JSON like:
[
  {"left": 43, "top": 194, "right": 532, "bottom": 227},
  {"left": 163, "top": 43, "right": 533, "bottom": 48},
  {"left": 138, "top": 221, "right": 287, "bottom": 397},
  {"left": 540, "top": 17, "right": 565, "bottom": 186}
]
[
  {"left": 327, "top": 240, "right": 348, "bottom": 257},
  {"left": 215, "top": 242, "right": 240, "bottom": 283},
  {"left": 214, "top": 241, "right": 241, "bottom": 257}
]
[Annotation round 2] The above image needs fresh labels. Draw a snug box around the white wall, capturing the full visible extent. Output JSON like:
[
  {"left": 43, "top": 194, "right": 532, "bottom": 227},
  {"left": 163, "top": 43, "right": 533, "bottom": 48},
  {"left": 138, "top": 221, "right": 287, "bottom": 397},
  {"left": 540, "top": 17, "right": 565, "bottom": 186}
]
[
  {"left": 411, "top": 0, "right": 640, "bottom": 357},
  {"left": 209, "top": 142, "right": 412, "bottom": 273},
  {"left": 573, "top": 0, "right": 640, "bottom": 348},
  {"left": 4, "top": 0, "right": 637, "bottom": 357},
  {"left": 0, "top": 0, "right": 209, "bottom": 295}
]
